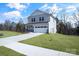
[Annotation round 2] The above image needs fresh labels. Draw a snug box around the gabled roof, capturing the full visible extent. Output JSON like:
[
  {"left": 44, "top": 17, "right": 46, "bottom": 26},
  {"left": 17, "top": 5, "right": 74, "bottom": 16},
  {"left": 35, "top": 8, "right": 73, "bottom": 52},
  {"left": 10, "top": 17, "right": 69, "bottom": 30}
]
[
  {"left": 28, "top": 9, "right": 56, "bottom": 20},
  {"left": 28, "top": 9, "right": 51, "bottom": 18}
]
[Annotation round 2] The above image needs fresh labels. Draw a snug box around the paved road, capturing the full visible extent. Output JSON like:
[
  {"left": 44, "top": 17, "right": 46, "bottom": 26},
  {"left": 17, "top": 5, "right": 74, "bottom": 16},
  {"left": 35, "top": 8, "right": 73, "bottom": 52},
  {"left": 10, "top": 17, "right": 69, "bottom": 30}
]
[{"left": 0, "top": 33, "right": 76, "bottom": 56}]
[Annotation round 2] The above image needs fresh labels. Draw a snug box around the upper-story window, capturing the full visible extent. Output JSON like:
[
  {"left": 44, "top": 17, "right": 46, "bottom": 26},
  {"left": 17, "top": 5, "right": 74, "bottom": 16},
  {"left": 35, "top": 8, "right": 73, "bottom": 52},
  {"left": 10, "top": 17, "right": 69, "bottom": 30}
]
[
  {"left": 42, "top": 17, "right": 44, "bottom": 21},
  {"left": 32, "top": 18, "right": 33, "bottom": 22},
  {"left": 34, "top": 18, "right": 35, "bottom": 22},
  {"left": 39, "top": 17, "right": 41, "bottom": 21},
  {"left": 31, "top": 18, "right": 35, "bottom": 22},
  {"left": 39, "top": 17, "right": 44, "bottom": 22}
]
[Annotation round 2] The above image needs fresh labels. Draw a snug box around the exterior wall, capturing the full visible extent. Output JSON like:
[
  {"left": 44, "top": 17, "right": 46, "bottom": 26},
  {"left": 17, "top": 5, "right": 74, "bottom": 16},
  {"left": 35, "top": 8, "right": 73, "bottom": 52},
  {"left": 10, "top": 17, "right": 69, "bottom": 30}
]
[
  {"left": 48, "top": 16, "right": 57, "bottom": 33},
  {"left": 27, "top": 10, "right": 57, "bottom": 33},
  {"left": 28, "top": 14, "right": 50, "bottom": 23},
  {"left": 27, "top": 23, "right": 48, "bottom": 33},
  {"left": 32, "top": 23, "right": 48, "bottom": 28}
]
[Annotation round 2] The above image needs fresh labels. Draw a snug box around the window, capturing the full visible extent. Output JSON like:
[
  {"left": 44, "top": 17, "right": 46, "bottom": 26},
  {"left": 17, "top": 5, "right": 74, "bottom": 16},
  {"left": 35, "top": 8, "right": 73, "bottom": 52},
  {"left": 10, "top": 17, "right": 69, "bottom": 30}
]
[
  {"left": 31, "top": 18, "right": 33, "bottom": 22},
  {"left": 44, "top": 26, "right": 47, "bottom": 28},
  {"left": 39, "top": 17, "right": 41, "bottom": 21},
  {"left": 31, "top": 18, "right": 35, "bottom": 22},
  {"left": 35, "top": 26, "right": 37, "bottom": 28},
  {"left": 41, "top": 26, "right": 42, "bottom": 28},
  {"left": 42, "top": 17, "right": 44, "bottom": 21},
  {"left": 34, "top": 18, "right": 35, "bottom": 22},
  {"left": 38, "top": 26, "right": 40, "bottom": 28},
  {"left": 39, "top": 17, "right": 44, "bottom": 22}
]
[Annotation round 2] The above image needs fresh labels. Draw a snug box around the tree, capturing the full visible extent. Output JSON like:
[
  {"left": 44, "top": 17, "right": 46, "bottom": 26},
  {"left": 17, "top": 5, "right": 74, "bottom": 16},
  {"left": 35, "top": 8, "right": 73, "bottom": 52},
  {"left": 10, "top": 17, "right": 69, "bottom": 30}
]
[
  {"left": 16, "top": 19, "right": 26, "bottom": 32},
  {"left": 4, "top": 20, "right": 11, "bottom": 30},
  {"left": 76, "top": 26, "right": 79, "bottom": 35},
  {"left": 10, "top": 22, "right": 16, "bottom": 31},
  {"left": 73, "top": 8, "right": 79, "bottom": 35},
  {"left": 0, "top": 23, "right": 4, "bottom": 30},
  {"left": 57, "top": 22, "right": 65, "bottom": 34},
  {"left": 16, "top": 23, "right": 21, "bottom": 32}
]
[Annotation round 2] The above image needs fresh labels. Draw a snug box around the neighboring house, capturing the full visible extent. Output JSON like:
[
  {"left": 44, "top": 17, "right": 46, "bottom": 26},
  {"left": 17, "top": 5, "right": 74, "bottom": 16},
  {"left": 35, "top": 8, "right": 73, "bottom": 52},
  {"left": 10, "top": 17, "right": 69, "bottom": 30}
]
[{"left": 27, "top": 10, "right": 57, "bottom": 33}]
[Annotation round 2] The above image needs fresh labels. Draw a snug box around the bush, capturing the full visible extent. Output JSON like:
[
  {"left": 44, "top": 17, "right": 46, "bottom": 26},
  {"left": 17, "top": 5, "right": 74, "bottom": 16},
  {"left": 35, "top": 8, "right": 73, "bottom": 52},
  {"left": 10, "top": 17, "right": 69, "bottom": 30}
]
[
  {"left": 76, "top": 27, "right": 79, "bottom": 35},
  {"left": 0, "top": 33, "right": 3, "bottom": 36}
]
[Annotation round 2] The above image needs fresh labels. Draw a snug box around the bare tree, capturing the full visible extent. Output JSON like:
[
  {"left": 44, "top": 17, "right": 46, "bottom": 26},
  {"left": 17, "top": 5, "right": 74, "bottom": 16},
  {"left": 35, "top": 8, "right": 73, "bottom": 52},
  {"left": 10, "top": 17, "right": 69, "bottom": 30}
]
[{"left": 4, "top": 20, "right": 11, "bottom": 30}]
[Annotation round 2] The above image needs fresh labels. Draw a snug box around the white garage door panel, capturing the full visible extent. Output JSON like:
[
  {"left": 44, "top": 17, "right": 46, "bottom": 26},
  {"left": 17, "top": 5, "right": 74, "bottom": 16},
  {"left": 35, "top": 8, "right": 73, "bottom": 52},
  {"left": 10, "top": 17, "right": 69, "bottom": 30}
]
[{"left": 34, "top": 28, "right": 47, "bottom": 33}]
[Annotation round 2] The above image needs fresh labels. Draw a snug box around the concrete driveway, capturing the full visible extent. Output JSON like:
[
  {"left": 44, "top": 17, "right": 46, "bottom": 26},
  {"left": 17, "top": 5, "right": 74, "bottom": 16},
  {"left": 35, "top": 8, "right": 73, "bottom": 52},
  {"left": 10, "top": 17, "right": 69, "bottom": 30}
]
[
  {"left": 0, "top": 32, "right": 76, "bottom": 56},
  {"left": 3, "top": 42, "right": 75, "bottom": 56},
  {"left": 0, "top": 32, "right": 43, "bottom": 42},
  {"left": 0, "top": 32, "right": 43, "bottom": 45}
]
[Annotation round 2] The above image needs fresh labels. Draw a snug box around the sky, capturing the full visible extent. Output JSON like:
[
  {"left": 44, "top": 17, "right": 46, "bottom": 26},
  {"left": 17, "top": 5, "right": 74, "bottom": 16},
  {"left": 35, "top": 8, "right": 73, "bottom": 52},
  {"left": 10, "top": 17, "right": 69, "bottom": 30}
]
[{"left": 0, "top": 3, "right": 79, "bottom": 24}]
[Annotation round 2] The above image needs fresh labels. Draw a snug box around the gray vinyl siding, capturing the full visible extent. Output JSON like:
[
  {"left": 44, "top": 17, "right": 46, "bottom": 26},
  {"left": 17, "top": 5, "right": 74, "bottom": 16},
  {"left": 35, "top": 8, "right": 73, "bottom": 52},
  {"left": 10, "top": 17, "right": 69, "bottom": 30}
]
[{"left": 28, "top": 14, "right": 50, "bottom": 23}]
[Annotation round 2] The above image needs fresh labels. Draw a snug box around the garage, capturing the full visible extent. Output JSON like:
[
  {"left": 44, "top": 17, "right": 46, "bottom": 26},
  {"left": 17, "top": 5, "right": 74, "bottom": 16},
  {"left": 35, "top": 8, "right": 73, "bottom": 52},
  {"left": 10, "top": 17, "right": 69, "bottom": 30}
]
[
  {"left": 34, "top": 27, "right": 48, "bottom": 33},
  {"left": 34, "top": 28, "right": 48, "bottom": 33}
]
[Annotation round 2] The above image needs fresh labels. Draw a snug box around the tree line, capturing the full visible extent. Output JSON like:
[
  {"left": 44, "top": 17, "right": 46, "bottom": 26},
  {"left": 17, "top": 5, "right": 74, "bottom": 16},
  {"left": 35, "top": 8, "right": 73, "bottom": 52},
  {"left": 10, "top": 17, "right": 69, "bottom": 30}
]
[
  {"left": 0, "top": 20, "right": 26, "bottom": 33},
  {"left": 0, "top": 18, "right": 79, "bottom": 35},
  {"left": 52, "top": 7, "right": 79, "bottom": 35},
  {"left": 56, "top": 17, "right": 79, "bottom": 35}
]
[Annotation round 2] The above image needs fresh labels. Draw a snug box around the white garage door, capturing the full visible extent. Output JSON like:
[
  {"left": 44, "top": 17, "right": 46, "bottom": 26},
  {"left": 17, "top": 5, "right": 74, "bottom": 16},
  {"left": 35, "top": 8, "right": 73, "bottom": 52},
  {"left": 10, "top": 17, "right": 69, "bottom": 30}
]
[{"left": 34, "top": 28, "right": 48, "bottom": 33}]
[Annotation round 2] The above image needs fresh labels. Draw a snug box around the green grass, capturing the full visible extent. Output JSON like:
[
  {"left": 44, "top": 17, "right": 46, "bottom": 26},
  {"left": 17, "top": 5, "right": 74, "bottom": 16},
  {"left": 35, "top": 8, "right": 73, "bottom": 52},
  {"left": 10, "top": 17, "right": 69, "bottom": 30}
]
[
  {"left": 0, "top": 31, "right": 22, "bottom": 38},
  {"left": 0, "top": 46, "right": 24, "bottom": 56},
  {"left": 20, "top": 33, "right": 79, "bottom": 55}
]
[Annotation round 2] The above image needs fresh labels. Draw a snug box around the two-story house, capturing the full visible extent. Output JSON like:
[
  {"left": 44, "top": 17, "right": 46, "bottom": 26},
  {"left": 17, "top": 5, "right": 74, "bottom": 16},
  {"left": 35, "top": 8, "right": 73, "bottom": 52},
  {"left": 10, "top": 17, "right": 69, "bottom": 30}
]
[{"left": 27, "top": 10, "right": 57, "bottom": 33}]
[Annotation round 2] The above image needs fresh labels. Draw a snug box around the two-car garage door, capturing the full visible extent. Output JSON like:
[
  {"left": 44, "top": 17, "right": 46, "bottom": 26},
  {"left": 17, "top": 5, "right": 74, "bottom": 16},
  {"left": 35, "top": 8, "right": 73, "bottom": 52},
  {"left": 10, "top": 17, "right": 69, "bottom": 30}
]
[{"left": 34, "top": 28, "right": 48, "bottom": 33}]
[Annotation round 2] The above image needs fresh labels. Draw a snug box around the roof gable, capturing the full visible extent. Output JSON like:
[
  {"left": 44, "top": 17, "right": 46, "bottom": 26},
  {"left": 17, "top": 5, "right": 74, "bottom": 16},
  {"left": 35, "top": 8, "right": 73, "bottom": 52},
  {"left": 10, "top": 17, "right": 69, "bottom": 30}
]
[
  {"left": 29, "top": 10, "right": 50, "bottom": 17},
  {"left": 28, "top": 10, "right": 56, "bottom": 21}
]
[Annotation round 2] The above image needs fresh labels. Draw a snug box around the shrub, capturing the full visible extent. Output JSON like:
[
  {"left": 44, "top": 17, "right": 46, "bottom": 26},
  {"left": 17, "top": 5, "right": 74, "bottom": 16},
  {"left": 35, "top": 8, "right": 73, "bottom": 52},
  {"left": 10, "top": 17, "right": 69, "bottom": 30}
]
[{"left": 0, "top": 33, "right": 3, "bottom": 36}]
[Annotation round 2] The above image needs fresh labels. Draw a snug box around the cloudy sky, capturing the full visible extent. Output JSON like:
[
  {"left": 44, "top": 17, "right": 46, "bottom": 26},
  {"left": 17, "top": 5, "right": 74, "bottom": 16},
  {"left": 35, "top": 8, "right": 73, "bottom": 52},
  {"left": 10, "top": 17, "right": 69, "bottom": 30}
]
[{"left": 0, "top": 3, "right": 79, "bottom": 23}]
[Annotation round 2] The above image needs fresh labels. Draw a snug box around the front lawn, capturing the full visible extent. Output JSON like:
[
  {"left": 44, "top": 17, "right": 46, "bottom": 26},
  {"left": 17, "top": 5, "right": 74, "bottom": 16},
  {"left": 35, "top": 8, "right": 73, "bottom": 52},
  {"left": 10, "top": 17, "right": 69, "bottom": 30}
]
[
  {"left": 0, "top": 31, "right": 22, "bottom": 38},
  {"left": 0, "top": 46, "right": 24, "bottom": 56},
  {"left": 20, "top": 33, "right": 79, "bottom": 55}
]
